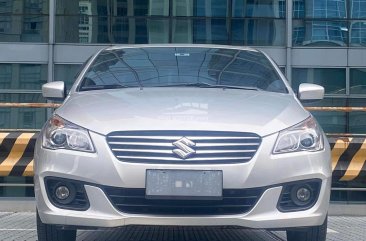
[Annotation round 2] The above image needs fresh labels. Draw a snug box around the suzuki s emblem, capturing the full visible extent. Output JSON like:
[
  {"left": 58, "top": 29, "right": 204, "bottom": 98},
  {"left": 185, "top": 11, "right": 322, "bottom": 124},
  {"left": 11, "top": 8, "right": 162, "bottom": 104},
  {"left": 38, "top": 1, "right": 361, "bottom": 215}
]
[{"left": 172, "top": 137, "right": 196, "bottom": 159}]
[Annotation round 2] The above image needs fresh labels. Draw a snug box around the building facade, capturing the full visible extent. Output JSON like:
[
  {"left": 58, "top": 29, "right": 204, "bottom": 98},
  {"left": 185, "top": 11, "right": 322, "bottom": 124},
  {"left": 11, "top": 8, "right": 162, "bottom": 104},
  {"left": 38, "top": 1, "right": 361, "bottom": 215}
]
[{"left": 0, "top": 0, "right": 365, "bottom": 201}]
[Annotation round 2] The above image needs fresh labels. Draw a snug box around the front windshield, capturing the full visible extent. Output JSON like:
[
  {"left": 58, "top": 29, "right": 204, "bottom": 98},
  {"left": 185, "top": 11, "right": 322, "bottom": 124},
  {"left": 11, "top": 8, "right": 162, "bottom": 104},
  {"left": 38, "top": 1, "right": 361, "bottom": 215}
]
[{"left": 79, "top": 47, "right": 288, "bottom": 93}]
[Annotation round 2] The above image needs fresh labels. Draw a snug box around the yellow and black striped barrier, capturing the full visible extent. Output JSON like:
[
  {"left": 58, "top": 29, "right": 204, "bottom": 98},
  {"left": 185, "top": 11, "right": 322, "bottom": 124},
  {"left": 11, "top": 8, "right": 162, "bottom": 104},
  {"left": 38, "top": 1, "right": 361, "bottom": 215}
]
[
  {"left": 0, "top": 132, "right": 37, "bottom": 177},
  {"left": 0, "top": 132, "right": 365, "bottom": 186},
  {"left": 329, "top": 137, "right": 366, "bottom": 184}
]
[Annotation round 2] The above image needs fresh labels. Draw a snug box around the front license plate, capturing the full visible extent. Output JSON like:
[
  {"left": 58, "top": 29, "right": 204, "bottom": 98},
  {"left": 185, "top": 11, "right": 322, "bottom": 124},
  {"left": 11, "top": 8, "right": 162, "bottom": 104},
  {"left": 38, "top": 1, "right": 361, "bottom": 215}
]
[{"left": 145, "top": 170, "right": 223, "bottom": 200}]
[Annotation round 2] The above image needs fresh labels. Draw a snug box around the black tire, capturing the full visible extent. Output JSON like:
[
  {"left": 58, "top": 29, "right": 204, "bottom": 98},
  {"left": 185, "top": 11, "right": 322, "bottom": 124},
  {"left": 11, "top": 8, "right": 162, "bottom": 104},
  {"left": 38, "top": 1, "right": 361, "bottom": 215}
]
[
  {"left": 37, "top": 210, "right": 77, "bottom": 241},
  {"left": 286, "top": 216, "right": 327, "bottom": 241}
]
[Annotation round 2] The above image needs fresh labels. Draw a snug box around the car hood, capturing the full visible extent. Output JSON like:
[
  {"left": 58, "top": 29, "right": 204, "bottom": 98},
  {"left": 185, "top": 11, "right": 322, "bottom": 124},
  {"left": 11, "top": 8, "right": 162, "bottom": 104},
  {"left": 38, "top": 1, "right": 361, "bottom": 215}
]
[{"left": 56, "top": 88, "right": 309, "bottom": 137}]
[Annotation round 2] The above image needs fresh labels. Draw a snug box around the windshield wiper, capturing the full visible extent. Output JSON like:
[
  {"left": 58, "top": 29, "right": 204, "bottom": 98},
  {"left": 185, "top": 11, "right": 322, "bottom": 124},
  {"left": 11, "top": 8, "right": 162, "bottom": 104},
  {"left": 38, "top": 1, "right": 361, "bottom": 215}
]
[
  {"left": 153, "top": 83, "right": 213, "bottom": 88},
  {"left": 216, "top": 85, "right": 263, "bottom": 91},
  {"left": 80, "top": 84, "right": 128, "bottom": 91},
  {"left": 153, "top": 82, "right": 263, "bottom": 91}
]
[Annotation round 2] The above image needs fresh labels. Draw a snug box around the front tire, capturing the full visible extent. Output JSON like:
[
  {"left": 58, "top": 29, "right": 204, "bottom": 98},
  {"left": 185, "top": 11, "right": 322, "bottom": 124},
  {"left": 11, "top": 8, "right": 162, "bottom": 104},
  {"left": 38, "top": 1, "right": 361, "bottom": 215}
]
[
  {"left": 37, "top": 210, "right": 76, "bottom": 241},
  {"left": 286, "top": 216, "right": 327, "bottom": 241}
]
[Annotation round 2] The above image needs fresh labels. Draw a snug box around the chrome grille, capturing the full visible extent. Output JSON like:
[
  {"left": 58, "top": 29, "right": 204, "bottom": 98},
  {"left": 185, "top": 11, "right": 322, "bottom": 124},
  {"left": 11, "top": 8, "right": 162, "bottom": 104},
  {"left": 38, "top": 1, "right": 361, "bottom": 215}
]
[{"left": 106, "top": 131, "right": 261, "bottom": 164}]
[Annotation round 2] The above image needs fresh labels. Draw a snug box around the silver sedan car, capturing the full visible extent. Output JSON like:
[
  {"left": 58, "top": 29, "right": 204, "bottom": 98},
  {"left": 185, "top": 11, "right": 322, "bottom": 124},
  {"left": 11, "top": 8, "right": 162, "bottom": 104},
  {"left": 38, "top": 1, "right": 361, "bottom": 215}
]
[{"left": 35, "top": 45, "right": 331, "bottom": 241}]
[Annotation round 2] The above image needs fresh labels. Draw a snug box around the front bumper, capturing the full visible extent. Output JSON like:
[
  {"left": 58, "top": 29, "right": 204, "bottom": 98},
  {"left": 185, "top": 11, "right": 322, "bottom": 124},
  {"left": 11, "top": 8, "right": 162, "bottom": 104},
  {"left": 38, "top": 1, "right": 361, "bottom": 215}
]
[{"left": 34, "top": 131, "right": 332, "bottom": 229}]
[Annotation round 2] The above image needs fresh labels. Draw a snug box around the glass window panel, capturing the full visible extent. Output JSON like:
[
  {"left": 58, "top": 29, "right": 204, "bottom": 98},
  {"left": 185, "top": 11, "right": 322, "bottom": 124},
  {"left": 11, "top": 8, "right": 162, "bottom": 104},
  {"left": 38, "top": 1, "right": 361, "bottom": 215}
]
[
  {"left": 146, "top": 19, "right": 170, "bottom": 43},
  {"left": 54, "top": 64, "right": 83, "bottom": 90},
  {"left": 350, "top": 68, "right": 366, "bottom": 94},
  {"left": 0, "top": 64, "right": 11, "bottom": 89},
  {"left": 0, "top": 94, "right": 47, "bottom": 129},
  {"left": 293, "top": 20, "right": 348, "bottom": 46},
  {"left": 0, "top": 0, "right": 48, "bottom": 14},
  {"left": 302, "top": 98, "right": 347, "bottom": 133},
  {"left": 56, "top": 0, "right": 168, "bottom": 16},
  {"left": 331, "top": 190, "right": 366, "bottom": 203},
  {"left": 173, "top": 0, "right": 228, "bottom": 17},
  {"left": 350, "top": 21, "right": 366, "bottom": 46},
  {"left": 56, "top": 16, "right": 169, "bottom": 44},
  {"left": 298, "top": 0, "right": 347, "bottom": 18},
  {"left": 0, "top": 0, "right": 12, "bottom": 14},
  {"left": 233, "top": 0, "right": 286, "bottom": 18},
  {"left": 193, "top": 19, "right": 229, "bottom": 44},
  {"left": 0, "top": 64, "right": 47, "bottom": 90},
  {"left": 57, "top": 0, "right": 93, "bottom": 15},
  {"left": 112, "top": 17, "right": 131, "bottom": 43},
  {"left": 55, "top": 15, "right": 83, "bottom": 43},
  {"left": 293, "top": 0, "right": 305, "bottom": 18},
  {"left": 292, "top": 68, "right": 346, "bottom": 94},
  {"left": 232, "top": 19, "right": 286, "bottom": 46},
  {"left": 0, "top": 177, "right": 34, "bottom": 197},
  {"left": 172, "top": 19, "right": 193, "bottom": 43},
  {"left": 279, "top": 67, "right": 286, "bottom": 74},
  {"left": 349, "top": 98, "right": 366, "bottom": 134},
  {"left": 19, "top": 64, "right": 47, "bottom": 90},
  {"left": 24, "top": 0, "right": 49, "bottom": 15},
  {"left": 350, "top": 0, "right": 366, "bottom": 18},
  {"left": 0, "top": 15, "right": 48, "bottom": 42},
  {"left": 134, "top": 0, "right": 169, "bottom": 16},
  {"left": 173, "top": 0, "right": 194, "bottom": 16}
]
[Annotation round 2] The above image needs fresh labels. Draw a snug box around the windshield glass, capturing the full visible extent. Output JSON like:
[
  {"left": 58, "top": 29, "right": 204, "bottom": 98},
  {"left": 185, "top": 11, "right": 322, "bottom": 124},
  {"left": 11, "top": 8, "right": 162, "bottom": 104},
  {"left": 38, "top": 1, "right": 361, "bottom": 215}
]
[{"left": 79, "top": 47, "right": 288, "bottom": 93}]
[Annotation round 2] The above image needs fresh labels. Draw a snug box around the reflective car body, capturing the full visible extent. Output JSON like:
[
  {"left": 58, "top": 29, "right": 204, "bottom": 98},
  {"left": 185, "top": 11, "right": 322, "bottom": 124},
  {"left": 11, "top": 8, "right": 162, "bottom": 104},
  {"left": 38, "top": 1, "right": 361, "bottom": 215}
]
[{"left": 35, "top": 45, "right": 331, "bottom": 240}]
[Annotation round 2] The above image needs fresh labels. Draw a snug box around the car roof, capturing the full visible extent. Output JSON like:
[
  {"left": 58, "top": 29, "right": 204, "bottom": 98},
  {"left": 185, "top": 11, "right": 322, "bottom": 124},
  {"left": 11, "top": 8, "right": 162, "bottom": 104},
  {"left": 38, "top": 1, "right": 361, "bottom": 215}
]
[{"left": 104, "top": 44, "right": 260, "bottom": 53}]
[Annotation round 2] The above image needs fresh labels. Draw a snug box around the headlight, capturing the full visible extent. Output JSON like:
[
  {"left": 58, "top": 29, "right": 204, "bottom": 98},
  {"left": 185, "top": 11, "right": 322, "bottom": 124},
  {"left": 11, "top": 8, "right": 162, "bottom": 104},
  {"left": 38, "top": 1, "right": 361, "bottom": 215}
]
[
  {"left": 273, "top": 116, "right": 324, "bottom": 154},
  {"left": 42, "top": 115, "right": 95, "bottom": 152}
]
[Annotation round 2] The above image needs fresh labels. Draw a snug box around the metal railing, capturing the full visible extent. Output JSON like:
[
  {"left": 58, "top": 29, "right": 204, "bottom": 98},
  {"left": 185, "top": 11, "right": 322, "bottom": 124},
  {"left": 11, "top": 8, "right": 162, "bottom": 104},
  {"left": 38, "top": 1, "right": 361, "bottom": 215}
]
[
  {"left": 0, "top": 103, "right": 61, "bottom": 108},
  {"left": 1, "top": 103, "right": 366, "bottom": 112},
  {"left": 306, "top": 107, "right": 366, "bottom": 112},
  {"left": 0, "top": 183, "right": 34, "bottom": 187}
]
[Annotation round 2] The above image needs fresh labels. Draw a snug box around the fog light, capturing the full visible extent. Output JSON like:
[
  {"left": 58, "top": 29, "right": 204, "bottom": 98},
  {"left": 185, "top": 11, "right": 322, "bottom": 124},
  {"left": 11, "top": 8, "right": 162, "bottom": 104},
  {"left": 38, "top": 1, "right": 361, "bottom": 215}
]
[
  {"left": 291, "top": 184, "right": 313, "bottom": 206},
  {"left": 296, "top": 187, "right": 311, "bottom": 202},
  {"left": 55, "top": 186, "right": 70, "bottom": 200},
  {"left": 278, "top": 180, "right": 321, "bottom": 212}
]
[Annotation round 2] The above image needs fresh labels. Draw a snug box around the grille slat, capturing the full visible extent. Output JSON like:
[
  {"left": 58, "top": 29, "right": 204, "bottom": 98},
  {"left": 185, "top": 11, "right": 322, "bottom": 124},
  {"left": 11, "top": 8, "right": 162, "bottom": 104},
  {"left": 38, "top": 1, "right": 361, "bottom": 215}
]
[
  {"left": 109, "top": 142, "right": 260, "bottom": 147},
  {"left": 112, "top": 149, "right": 257, "bottom": 154},
  {"left": 107, "top": 131, "right": 261, "bottom": 164},
  {"left": 108, "top": 136, "right": 260, "bottom": 140},
  {"left": 115, "top": 156, "right": 253, "bottom": 161},
  {"left": 104, "top": 187, "right": 263, "bottom": 215}
]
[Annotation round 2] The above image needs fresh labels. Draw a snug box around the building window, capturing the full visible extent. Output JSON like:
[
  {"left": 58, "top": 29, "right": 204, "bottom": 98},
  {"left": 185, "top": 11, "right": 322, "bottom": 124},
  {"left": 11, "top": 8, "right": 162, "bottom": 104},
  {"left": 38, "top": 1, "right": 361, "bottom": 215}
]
[
  {"left": 0, "top": 63, "right": 47, "bottom": 129},
  {"left": 350, "top": 21, "right": 366, "bottom": 46},
  {"left": 350, "top": 68, "right": 366, "bottom": 94},
  {"left": 0, "top": 0, "right": 49, "bottom": 42},
  {"left": 293, "top": 0, "right": 305, "bottom": 18},
  {"left": 350, "top": 0, "right": 366, "bottom": 18},
  {"left": 19, "top": 64, "right": 47, "bottom": 90},
  {"left": 55, "top": 0, "right": 286, "bottom": 46},
  {"left": 304, "top": 97, "right": 366, "bottom": 135},
  {"left": 311, "top": 0, "right": 346, "bottom": 18},
  {"left": 292, "top": 68, "right": 346, "bottom": 94},
  {"left": 232, "top": 19, "right": 286, "bottom": 46},
  {"left": 232, "top": 0, "right": 286, "bottom": 18},
  {"left": 293, "top": 0, "right": 348, "bottom": 47},
  {"left": 302, "top": 98, "right": 347, "bottom": 134},
  {"left": 193, "top": 19, "right": 229, "bottom": 44},
  {"left": 0, "top": 94, "right": 47, "bottom": 129},
  {"left": 54, "top": 64, "right": 83, "bottom": 90},
  {"left": 0, "top": 177, "right": 34, "bottom": 197},
  {"left": 0, "top": 64, "right": 11, "bottom": 89}
]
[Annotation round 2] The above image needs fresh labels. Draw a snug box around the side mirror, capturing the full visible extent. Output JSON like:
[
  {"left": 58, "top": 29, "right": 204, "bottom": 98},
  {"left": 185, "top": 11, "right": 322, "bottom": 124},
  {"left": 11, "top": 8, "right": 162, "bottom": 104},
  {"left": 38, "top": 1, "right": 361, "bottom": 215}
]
[
  {"left": 298, "top": 83, "right": 324, "bottom": 101},
  {"left": 42, "top": 81, "right": 66, "bottom": 101}
]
